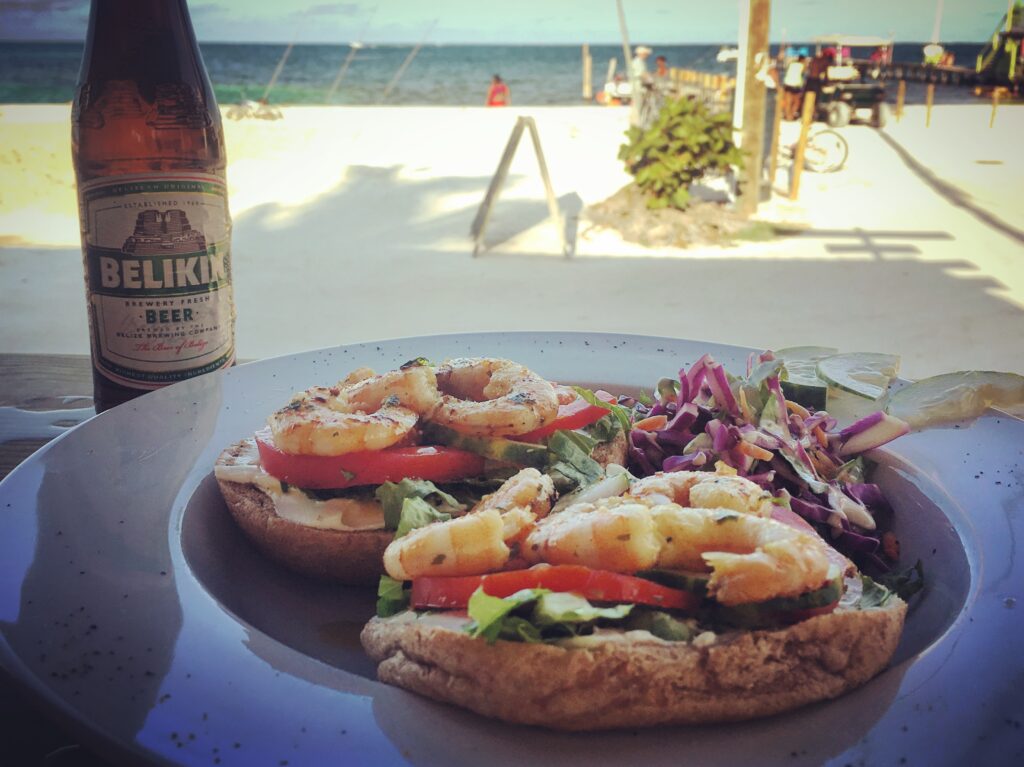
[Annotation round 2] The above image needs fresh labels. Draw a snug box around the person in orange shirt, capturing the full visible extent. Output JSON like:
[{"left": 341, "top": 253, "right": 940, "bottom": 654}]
[{"left": 486, "top": 74, "right": 510, "bottom": 106}]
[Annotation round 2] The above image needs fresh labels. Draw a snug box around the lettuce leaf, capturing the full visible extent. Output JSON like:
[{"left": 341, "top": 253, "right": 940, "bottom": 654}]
[
  {"left": 532, "top": 591, "right": 632, "bottom": 626},
  {"left": 877, "top": 559, "right": 925, "bottom": 601},
  {"left": 546, "top": 430, "right": 604, "bottom": 489},
  {"left": 394, "top": 497, "right": 452, "bottom": 539},
  {"left": 583, "top": 412, "right": 622, "bottom": 444},
  {"left": 467, "top": 588, "right": 546, "bottom": 642},
  {"left": 375, "top": 478, "right": 465, "bottom": 530},
  {"left": 466, "top": 588, "right": 633, "bottom": 644},
  {"left": 573, "top": 385, "right": 632, "bottom": 434},
  {"left": 376, "top": 575, "right": 410, "bottom": 617},
  {"left": 624, "top": 609, "right": 698, "bottom": 642},
  {"left": 856, "top": 575, "right": 894, "bottom": 609}
]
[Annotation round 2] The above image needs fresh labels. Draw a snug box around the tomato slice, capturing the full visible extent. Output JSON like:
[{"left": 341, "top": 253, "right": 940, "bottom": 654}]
[
  {"left": 410, "top": 564, "right": 699, "bottom": 611},
  {"left": 254, "top": 428, "right": 486, "bottom": 489},
  {"left": 518, "top": 390, "right": 617, "bottom": 442}
]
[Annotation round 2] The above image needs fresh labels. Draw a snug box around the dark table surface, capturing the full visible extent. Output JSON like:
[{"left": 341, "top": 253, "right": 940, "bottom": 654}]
[{"left": 1, "top": 354, "right": 116, "bottom": 766}]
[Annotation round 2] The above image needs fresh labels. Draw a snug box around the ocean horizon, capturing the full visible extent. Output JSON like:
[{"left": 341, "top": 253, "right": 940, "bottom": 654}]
[{"left": 0, "top": 40, "right": 986, "bottom": 107}]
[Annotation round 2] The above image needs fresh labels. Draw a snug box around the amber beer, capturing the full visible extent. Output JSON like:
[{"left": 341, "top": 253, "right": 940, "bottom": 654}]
[{"left": 72, "top": 0, "right": 235, "bottom": 412}]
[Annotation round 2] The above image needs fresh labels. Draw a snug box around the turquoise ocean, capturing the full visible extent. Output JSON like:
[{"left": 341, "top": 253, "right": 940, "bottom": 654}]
[{"left": 0, "top": 41, "right": 985, "bottom": 106}]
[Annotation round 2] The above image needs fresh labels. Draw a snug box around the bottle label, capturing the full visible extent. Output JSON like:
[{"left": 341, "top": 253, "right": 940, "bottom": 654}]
[{"left": 79, "top": 172, "right": 235, "bottom": 388}]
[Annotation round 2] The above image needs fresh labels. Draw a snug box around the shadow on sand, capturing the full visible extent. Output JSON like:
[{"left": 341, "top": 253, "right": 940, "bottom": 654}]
[{"left": 218, "top": 163, "right": 1024, "bottom": 373}]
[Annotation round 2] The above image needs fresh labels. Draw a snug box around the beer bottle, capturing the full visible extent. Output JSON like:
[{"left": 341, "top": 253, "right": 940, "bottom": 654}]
[{"left": 72, "top": 0, "right": 235, "bottom": 412}]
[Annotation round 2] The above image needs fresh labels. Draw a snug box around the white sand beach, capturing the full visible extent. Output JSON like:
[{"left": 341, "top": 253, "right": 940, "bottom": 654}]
[{"left": 1, "top": 102, "right": 1022, "bottom": 379}]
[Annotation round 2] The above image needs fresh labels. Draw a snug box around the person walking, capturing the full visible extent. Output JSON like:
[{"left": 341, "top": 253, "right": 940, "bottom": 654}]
[{"left": 486, "top": 74, "right": 510, "bottom": 106}]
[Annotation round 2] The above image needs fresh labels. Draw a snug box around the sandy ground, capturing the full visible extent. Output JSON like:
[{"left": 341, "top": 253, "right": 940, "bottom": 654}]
[{"left": 1, "top": 102, "right": 1022, "bottom": 380}]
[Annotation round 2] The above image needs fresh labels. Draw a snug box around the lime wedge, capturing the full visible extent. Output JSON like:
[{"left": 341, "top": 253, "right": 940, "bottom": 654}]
[
  {"left": 884, "top": 371, "right": 1024, "bottom": 428},
  {"left": 775, "top": 346, "right": 839, "bottom": 385},
  {"left": 816, "top": 352, "right": 901, "bottom": 400},
  {"left": 774, "top": 346, "right": 837, "bottom": 410}
]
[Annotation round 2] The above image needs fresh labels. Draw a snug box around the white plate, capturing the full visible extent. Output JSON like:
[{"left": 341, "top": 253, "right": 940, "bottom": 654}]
[{"left": 0, "top": 332, "right": 1021, "bottom": 766}]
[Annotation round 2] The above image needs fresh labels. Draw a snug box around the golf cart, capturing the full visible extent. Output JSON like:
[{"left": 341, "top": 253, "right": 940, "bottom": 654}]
[{"left": 811, "top": 35, "right": 893, "bottom": 128}]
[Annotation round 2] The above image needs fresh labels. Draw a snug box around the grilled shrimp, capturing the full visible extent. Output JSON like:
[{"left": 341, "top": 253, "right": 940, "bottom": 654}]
[
  {"left": 471, "top": 467, "right": 555, "bottom": 545},
  {"left": 629, "top": 471, "right": 773, "bottom": 517},
  {"left": 429, "top": 357, "right": 559, "bottom": 437},
  {"left": 523, "top": 499, "right": 830, "bottom": 605},
  {"left": 383, "top": 469, "right": 556, "bottom": 579},
  {"left": 268, "top": 365, "right": 439, "bottom": 456},
  {"left": 474, "top": 468, "right": 555, "bottom": 517},
  {"left": 334, "top": 364, "right": 440, "bottom": 415},
  {"left": 383, "top": 508, "right": 510, "bottom": 581}
]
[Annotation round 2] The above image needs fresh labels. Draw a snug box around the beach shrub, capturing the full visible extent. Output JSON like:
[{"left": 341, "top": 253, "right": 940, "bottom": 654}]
[{"left": 618, "top": 97, "right": 743, "bottom": 210}]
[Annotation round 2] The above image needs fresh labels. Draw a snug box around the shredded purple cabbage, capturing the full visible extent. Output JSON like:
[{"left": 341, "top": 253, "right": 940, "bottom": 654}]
[{"left": 622, "top": 352, "right": 909, "bottom": 573}]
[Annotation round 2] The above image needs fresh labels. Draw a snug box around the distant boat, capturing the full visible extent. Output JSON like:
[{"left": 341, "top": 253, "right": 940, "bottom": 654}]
[{"left": 716, "top": 46, "right": 739, "bottom": 63}]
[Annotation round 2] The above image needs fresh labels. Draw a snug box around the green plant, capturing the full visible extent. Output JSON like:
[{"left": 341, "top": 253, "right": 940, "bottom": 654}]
[{"left": 618, "top": 98, "right": 744, "bottom": 210}]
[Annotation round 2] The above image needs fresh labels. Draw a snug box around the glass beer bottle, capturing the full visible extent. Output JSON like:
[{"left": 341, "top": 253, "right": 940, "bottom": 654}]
[{"left": 72, "top": 0, "right": 235, "bottom": 412}]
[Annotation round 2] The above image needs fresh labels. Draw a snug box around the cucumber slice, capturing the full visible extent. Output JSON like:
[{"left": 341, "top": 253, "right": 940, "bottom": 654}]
[
  {"left": 774, "top": 346, "right": 837, "bottom": 410},
  {"left": 636, "top": 569, "right": 710, "bottom": 598},
  {"left": 884, "top": 370, "right": 1024, "bottom": 429},
  {"left": 709, "top": 568, "right": 844, "bottom": 629},
  {"left": 816, "top": 352, "right": 900, "bottom": 400},
  {"left": 422, "top": 424, "right": 549, "bottom": 468}
]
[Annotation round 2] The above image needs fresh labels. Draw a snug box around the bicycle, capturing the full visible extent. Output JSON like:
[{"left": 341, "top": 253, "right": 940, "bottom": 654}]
[{"left": 778, "top": 125, "right": 848, "bottom": 173}]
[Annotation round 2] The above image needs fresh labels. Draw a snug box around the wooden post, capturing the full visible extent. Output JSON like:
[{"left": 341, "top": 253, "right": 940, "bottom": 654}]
[
  {"left": 989, "top": 87, "right": 1000, "bottom": 128},
  {"left": 736, "top": 0, "right": 772, "bottom": 217},
  {"left": 925, "top": 83, "right": 935, "bottom": 127},
  {"left": 262, "top": 42, "right": 294, "bottom": 102},
  {"left": 615, "top": 0, "right": 638, "bottom": 126},
  {"left": 895, "top": 80, "right": 906, "bottom": 121},
  {"left": 790, "top": 90, "right": 816, "bottom": 200},
  {"left": 582, "top": 44, "right": 593, "bottom": 100},
  {"left": 326, "top": 43, "right": 360, "bottom": 102},
  {"left": 470, "top": 116, "right": 569, "bottom": 258},
  {"left": 380, "top": 22, "right": 437, "bottom": 103},
  {"left": 605, "top": 57, "right": 617, "bottom": 86},
  {"left": 767, "top": 80, "right": 784, "bottom": 190}
]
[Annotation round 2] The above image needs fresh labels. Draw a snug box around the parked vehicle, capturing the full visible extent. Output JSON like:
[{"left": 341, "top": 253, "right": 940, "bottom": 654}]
[{"left": 810, "top": 35, "right": 893, "bottom": 128}]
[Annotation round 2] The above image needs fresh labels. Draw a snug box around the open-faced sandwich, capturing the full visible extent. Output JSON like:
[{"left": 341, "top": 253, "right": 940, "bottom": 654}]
[
  {"left": 361, "top": 351, "right": 922, "bottom": 729},
  {"left": 214, "top": 357, "right": 628, "bottom": 583}
]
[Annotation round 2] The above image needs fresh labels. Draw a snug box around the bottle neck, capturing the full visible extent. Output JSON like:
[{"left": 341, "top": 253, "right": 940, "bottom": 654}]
[{"left": 79, "top": 0, "right": 205, "bottom": 89}]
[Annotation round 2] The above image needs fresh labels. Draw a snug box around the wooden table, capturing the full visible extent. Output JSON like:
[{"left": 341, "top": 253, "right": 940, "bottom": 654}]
[{"left": 0, "top": 354, "right": 111, "bottom": 765}]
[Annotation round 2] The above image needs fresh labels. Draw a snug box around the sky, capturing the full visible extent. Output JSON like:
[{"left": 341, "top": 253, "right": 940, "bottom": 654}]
[{"left": 0, "top": 0, "right": 1008, "bottom": 45}]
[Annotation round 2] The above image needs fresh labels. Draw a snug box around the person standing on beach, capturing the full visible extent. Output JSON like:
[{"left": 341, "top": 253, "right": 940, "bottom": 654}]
[
  {"left": 804, "top": 50, "right": 832, "bottom": 113},
  {"left": 631, "top": 45, "right": 653, "bottom": 86},
  {"left": 486, "top": 75, "right": 510, "bottom": 106},
  {"left": 630, "top": 46, "right": 655, "bottom": 126},
  {"left": 654, "top": 55, "right": 669, "bottom": 81},
  {"left": 782, "top": 55, "right": 806, "bottom": 120}
]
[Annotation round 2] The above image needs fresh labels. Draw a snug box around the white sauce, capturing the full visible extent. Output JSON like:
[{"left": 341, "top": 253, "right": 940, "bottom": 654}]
[{"left": 214, "top": 442, "right": 385, "bottom": 532}]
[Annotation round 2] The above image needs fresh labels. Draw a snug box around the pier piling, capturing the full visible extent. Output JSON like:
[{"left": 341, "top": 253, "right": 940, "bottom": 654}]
[
  {"left": 925, "top": 83, "right": 935, "bottom": 127},
  {"left": 582, "top": 44, "right": 593, "bottom": 100},
  {"left": 768, "top": 80, "right": 784, "bottom": 191},
  {"left": 990, "top": 87, "right": 1003, "bottom": 128},
  {"left": 790, "top": 91, "right": 816, "bottom": 201}
]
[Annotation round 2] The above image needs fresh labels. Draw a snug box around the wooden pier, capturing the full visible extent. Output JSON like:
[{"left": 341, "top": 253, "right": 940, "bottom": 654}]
[{"left": 864, "top": 60, "right": 980, "bottom": 87}]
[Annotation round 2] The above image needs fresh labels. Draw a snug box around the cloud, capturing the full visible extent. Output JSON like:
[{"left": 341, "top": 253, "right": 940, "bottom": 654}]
[{"left": 304, "top": 2, "right": 359, "bottom": 16}]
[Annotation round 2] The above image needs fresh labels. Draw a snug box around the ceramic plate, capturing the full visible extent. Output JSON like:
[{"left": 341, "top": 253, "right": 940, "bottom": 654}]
[{"left": 0, "top": 333, "right": 1021, "bottom": 766}]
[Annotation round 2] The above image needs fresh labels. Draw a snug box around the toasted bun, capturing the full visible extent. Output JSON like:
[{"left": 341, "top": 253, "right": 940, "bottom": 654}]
[
  {"left": 216, "top": 441, "right": 393, "bottom": 584},
  {"left": 361, "top": 598, "right": 906, "bottom": 730},
  {"left": 590, "top": 428, "right": 628, "bottom": 468}
]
